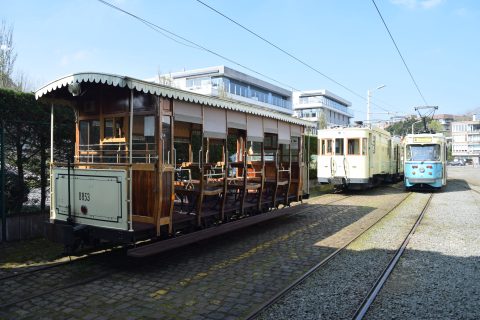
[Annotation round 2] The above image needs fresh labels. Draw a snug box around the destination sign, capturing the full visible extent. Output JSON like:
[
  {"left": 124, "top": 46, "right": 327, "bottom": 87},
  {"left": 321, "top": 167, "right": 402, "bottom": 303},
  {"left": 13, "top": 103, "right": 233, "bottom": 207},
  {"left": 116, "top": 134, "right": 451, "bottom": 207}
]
[{"left": 413, "top": 137, "right": 432, "bottom": 143}]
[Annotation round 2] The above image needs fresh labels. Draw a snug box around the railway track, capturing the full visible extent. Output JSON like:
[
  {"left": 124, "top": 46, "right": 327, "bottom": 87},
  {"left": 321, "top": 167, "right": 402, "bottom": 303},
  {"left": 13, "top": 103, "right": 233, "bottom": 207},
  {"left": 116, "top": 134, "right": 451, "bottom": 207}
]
[
  {"left": 0, "top": 248, "right": 124, "bottom": 310},
  {"left": 247, "top": 191, "right": 433, "bottom": 320},
  {"left": 0, "top": 193, "right": 346, "bottom": 311},
  {"left": 352, "top": 192, "right": 433, "bottom": 319},
  {"left": 0, "top": 244, "right": 123, "bottom": 282}
]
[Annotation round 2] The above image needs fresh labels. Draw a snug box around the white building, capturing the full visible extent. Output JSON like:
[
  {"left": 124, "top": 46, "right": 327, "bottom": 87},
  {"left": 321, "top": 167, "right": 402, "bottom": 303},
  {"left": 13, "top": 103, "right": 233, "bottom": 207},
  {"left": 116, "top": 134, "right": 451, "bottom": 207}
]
[
  {"left": 156, "top": 66, "right": 293, "bottom": 115},
  {"left": 292, "top": 90, "right": 353, "bottom": 131},
  {"left": 451, "top": 115, "right": 480, "bottom": 165}
]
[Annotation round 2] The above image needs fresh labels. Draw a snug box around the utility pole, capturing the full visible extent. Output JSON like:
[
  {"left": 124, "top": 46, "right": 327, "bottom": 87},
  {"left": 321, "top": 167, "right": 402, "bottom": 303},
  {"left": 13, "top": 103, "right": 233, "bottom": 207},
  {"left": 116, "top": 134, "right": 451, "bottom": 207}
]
[{"left": 367, "top": 85, "right": 386, "bottom": 125}]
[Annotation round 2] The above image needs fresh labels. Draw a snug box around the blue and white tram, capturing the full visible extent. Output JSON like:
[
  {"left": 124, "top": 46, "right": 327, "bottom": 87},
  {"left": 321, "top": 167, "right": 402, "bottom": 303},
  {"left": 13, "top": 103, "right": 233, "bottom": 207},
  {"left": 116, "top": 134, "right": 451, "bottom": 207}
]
[{"left": 403, "top": 133, "right": 447, "bottom": 190}]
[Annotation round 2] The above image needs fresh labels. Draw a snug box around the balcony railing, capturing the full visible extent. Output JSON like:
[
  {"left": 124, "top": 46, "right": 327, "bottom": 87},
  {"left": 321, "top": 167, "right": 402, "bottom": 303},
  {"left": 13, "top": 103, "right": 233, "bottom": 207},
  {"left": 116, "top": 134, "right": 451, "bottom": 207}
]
[
  {"left": 77, "top": 142, "right": 157, "bottom": 164},
  {"left": 298, "top": 96, "right": 353, "bottom": 116}
]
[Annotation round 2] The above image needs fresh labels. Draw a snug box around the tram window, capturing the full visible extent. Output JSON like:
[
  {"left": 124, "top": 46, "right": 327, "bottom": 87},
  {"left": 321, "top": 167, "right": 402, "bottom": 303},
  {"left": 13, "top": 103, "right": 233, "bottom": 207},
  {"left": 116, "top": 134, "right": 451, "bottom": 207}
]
[
  {"left": 132, "top": 115, "right": 156, "bottom": 163},
  {"left": 291, "top": 137, "right": 299, "bottom": 162},
  {"left": 79, "top": 120, "right": 100, "bottom": 162},
  {"left": 104, "top": 117, "right": 125, "bottom": 139},
  {"left": 133, "top": 92, "right": 157, "bottom": 112},
  {"left": 208, "top": 140, "right": 224, "bottom": 164},
  {"left": 247, "top": 141, "right": 262, "bottom": 161},
  {"left": 227, "top": 133, "right": 242, "bottom": 162},
  {"left": 191, "top": 130, "right": 202, "bottom": 164},
  {"left": 264, "top": 133, "right": 278, "bottom": 162},
  {"left": 362, "top": 138, "right": 367, "bottom": 155},
  {"left": 104, "top": 119, "right": 113, "bottom": 138},
  {"left": 280, "top": 143, "right": 291, "bottom": 162},
  {"left": 406, "top": 144, "right": 441, "bottom": 161},
  {"left": 335, "top": 138, "right": 344, "bottom": 155},
  {"left": 174, "top": 140, "right": 189, "bottom": 165},
  {"left": 321, "top": 139, "right": 325, "bottom": 155},
  {"left": 326, "top": 139, "right": 333, "bottom": 155},
  {"left": 162, "top": 116, "right": 172, "bottom": 165},
  {"left": 347, "top": 139, "right": 360, "bottom": 155},
  {"left": 264, "top": 133, "right": 278, "bottom": 149}
]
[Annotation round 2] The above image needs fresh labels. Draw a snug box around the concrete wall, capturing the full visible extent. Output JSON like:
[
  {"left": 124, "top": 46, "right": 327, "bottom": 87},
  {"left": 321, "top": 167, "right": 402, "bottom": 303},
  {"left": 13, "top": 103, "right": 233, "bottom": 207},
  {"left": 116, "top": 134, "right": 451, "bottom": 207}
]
[{"left": 0, "top": 212, "right": 48, "bottom": 242}]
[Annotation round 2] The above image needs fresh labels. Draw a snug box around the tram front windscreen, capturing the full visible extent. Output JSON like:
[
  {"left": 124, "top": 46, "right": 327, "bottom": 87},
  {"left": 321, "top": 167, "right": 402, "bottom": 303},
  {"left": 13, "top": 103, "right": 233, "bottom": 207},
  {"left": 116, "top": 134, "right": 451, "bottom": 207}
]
[{"left": 406, "top": 144, "right": 441, "bottom": 161}]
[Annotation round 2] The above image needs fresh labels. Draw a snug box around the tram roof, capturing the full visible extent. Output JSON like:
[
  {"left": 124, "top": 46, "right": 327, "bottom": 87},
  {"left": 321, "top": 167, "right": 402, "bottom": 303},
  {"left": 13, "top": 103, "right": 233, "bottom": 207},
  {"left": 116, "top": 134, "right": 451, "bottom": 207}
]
[{"left": 35, "top": 72, "right": 314, "bottom": 128}]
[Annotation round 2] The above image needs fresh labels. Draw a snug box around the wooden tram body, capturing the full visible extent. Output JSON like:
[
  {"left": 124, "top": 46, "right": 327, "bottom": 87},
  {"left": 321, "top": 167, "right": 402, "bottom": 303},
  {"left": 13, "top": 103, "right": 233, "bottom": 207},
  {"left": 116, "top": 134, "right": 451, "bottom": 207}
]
[
  {"left": 35, "top": 72, "right": 312, "bottom": 255},
  {"left": 317, "top": 127, "right": 403, "bottom": 190}
]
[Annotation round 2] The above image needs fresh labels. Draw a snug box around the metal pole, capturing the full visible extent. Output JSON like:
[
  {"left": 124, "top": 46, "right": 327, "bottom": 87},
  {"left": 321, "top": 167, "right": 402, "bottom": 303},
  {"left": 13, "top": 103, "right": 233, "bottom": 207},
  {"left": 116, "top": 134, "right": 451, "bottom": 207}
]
[
  {"left": 128, "top": 89, "right": 133, "bottom": 231},
  {"left": 50, "top": 104, "right": 54, "bottom": 220},
  {"left": 366, "top": 90, "right": 371, "bottom": 125},
  {"left": 412, "top": 120, "right": 421, "bottom": 134},
  {"left": 1, "top": 120, "right": 6, "bottom": 242},
  {"left": 50, "top": 104, "right": 54, "bottom": 163}
]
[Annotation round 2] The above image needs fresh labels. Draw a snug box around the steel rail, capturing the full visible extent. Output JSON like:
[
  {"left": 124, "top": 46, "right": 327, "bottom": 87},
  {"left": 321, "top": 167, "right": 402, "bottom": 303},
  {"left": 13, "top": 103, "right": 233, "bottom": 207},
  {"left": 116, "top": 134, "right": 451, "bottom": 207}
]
[
  {"left": 352, "top": 192, "right": 434, "bottom": 320},
  {"left": 0, "top": 245, "right": 121, "bottom": 282},
  {"left": 0, "top": 271, "right": 112, "bottom": 310},
  {"left": 245, "top": 191, "right": 413, "bottom": 320},
  {"left": 1, "top": 193, "right": 351, "bottom": 309}
]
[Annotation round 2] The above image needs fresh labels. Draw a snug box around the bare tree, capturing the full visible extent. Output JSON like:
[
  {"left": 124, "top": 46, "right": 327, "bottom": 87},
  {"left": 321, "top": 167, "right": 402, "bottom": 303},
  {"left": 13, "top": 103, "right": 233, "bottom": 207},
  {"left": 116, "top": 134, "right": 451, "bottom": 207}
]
[
  {"left": 317, "top": 110, "right": 328, "bottom": 130},
  {"left": 0, "top": 20, "right": 17, "bottom": 89},
  {"left": 15, "top": 70, "right": 34, "bottom": 92},
  {"left": 156, "top": 68, "right": 173, "bottom": 87}
]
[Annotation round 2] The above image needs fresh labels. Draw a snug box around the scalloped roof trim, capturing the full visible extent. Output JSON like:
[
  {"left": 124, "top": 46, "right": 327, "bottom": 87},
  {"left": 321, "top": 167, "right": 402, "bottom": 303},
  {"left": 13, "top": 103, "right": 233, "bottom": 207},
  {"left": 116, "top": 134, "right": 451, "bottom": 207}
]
[{"left": 35, "top": 72, "right": 314, "bottom": 127}]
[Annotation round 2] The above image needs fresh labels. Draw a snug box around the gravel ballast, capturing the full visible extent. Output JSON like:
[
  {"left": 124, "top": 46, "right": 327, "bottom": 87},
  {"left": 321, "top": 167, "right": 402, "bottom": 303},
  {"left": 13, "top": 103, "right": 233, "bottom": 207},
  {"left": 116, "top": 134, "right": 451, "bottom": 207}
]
[{"left": 259, "top": 167, "right": 480, "bottom": 320}]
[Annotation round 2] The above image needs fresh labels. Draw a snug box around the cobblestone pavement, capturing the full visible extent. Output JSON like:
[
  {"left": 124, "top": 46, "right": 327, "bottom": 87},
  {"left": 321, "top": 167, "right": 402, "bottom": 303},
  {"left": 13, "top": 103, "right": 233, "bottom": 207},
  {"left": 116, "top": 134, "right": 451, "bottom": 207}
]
[{"left": 0, "top": 185, "right": 406, "bottom": 319}]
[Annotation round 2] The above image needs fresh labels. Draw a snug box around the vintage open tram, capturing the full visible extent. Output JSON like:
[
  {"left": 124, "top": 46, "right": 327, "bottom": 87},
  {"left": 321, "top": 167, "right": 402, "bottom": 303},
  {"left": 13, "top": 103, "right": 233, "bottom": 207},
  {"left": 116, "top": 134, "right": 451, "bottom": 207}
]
[{"left": 35, "top": 72, "right": 313, "bottom": 256}]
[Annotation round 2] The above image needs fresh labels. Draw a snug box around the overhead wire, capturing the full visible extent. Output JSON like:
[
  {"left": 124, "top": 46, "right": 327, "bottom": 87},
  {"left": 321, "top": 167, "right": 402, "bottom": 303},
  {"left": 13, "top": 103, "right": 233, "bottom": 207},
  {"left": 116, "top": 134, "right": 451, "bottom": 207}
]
[
  {"left": 194, "top": 0, "right": 397, "bottom": 116},
  {"left": 96, "top": 0, "right": 300, "bottom": 92},
  {"left": 97, "top": 0, "right": 399, "bottom": 118},
  {"left": 371, "top": 0, "right": 429, "bottom": 106}
]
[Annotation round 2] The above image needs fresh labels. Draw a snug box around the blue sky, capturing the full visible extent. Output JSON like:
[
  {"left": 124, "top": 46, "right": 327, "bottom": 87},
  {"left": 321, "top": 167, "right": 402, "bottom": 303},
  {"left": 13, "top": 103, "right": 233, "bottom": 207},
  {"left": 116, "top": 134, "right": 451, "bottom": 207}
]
[{"left": 2, "top": 0, "right": 479, "bottom": 121}]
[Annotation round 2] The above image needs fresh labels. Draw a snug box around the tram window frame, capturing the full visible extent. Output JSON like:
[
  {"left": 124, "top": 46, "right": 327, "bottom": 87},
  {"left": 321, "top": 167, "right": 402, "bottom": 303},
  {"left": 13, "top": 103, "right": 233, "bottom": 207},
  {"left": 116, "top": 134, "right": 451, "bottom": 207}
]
[
  {"left": 280, "top": 143, "right": 291, "bottom": 163},
  {"left": 227, "top": 130, "right": 245, "bottom": 163},
  {"left": 79, "top": 120, "right": 100, "bottom": 148},
  {"left": 191, "top": 129, "right": 202, "bottom": 164},
  {"left": 247, "top": 141, "right": 262, "bottom": 162},
  {"left": 132, "top": 115, "right": 157, "bottom": 164},
  {"left": 207, "top": 139, "right": 224, "bottom": 164},
  {"left": 406, "top": 144, "right": 441, "bottom": 161},
  {"left": 335, "top": 138, "right": 344, "bottom": 155},
  {"left": 290, "top": 136, "right": 300, "bottom": 162},
  {"left": 174, "top": 138, "right": 190, "bottom": 165},
  {"left": 78, "top": 119, "right": 101, "bottom": 162},
  {"left": 103, "top": 116, "right": 126, "bottom": 141},
  {"left": 264, "top": 133, "right": 278, "bottom": 162},
  {"left": 362, "top": 138, "right": 367, "bottom": 155},
  {"left": 133, "top": 92, "right": 157, "bottom": 112},
  {"left": 325, "top": 139, "right": 333, "bottom": 155},
  {"left": 347, "top": 138, "right": 361, "bottom": 155},
  {"left": 162, "top": 115, "right": 173, "bottom": 165}
]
